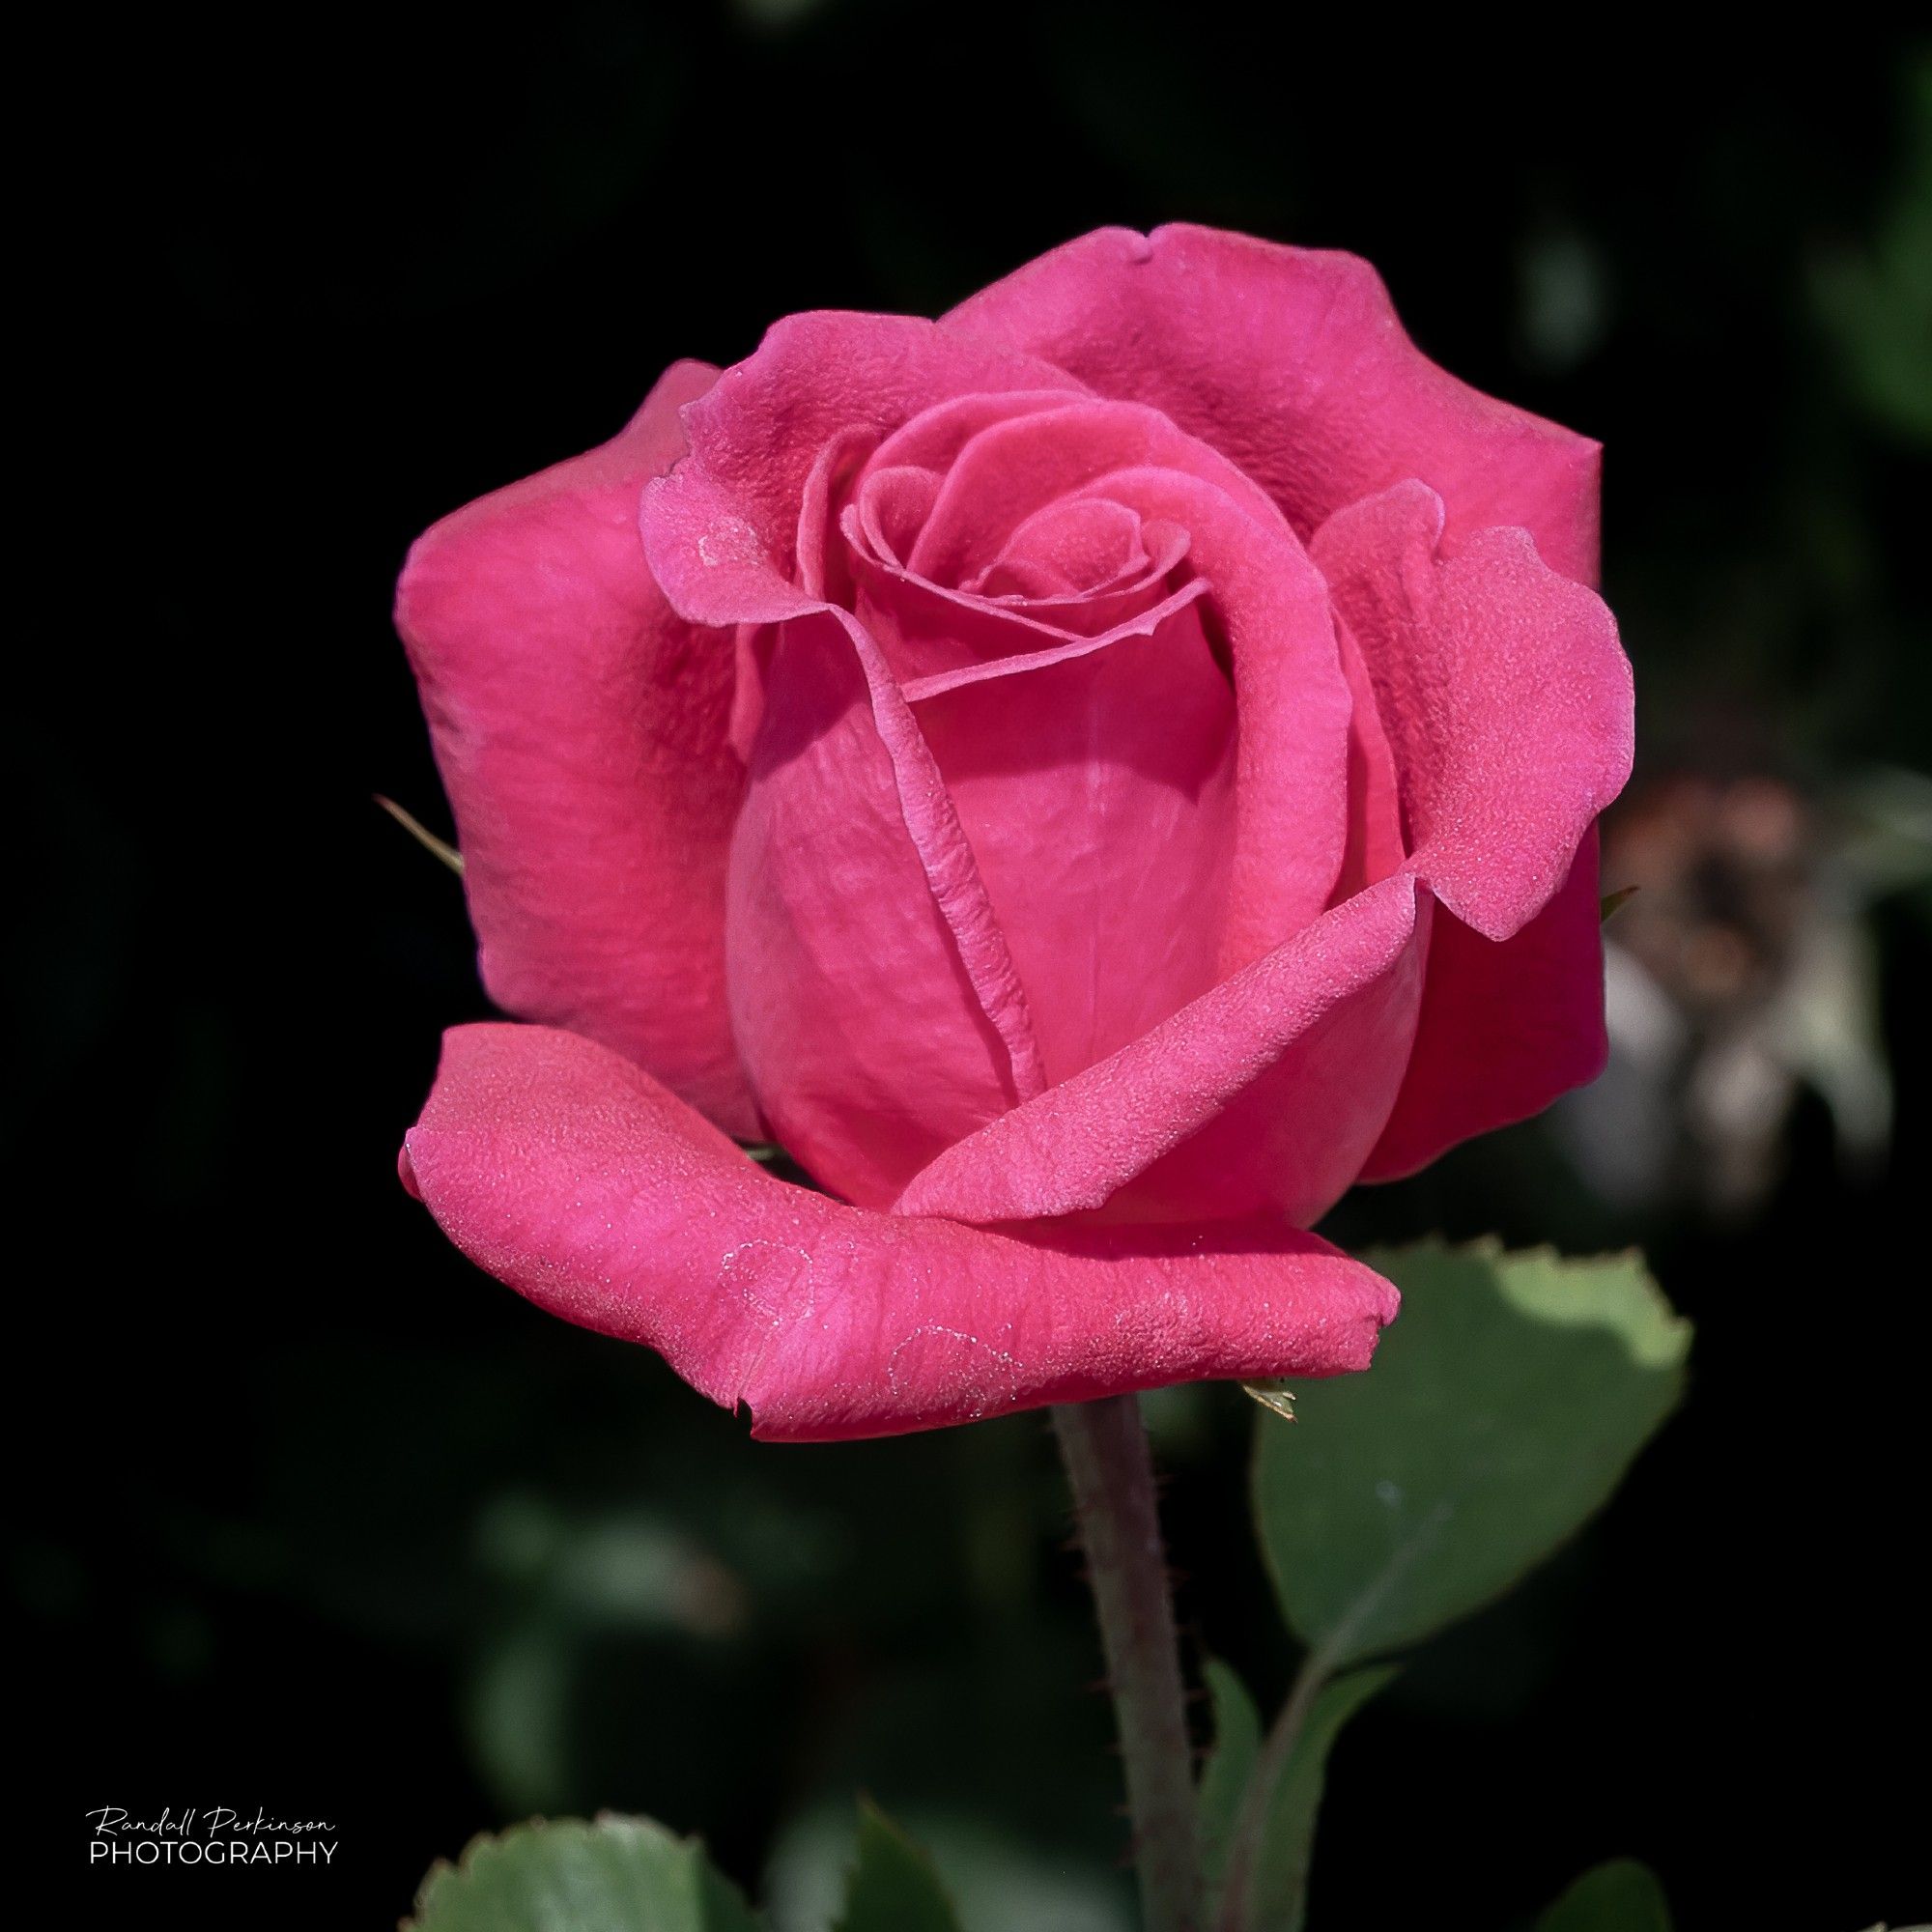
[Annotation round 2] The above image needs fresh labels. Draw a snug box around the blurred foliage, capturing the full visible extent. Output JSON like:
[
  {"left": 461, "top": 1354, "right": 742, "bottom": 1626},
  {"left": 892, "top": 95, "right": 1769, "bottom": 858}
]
[
  {"left": 405, "top": 1802, "right": 965, "bottom": 1932},
  {"left": 1814, "top": 55, "right": 1932, "bottom": 444},
  {"left": 409, "top": 1815, "right": 759, "bottom": 1931},
  {"left": 830, "top": 1804, "right": 963, "bottom": 1932},
  {"left": 1208, "top": 1241, "right": 1687, "bottom": 1931},
  {"left": 1536, "top": 1861, "right": 1674, "bottom": 1932},
  {"left": 1253, "top": 1244, "right": 1689, "bottom": 1665}
]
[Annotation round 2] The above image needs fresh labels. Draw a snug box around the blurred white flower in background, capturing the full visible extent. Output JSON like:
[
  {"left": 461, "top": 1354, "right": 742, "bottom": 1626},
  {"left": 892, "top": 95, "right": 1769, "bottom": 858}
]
[{"left": 1558, "top": 767, "right": 1932, "bottom": 1217}]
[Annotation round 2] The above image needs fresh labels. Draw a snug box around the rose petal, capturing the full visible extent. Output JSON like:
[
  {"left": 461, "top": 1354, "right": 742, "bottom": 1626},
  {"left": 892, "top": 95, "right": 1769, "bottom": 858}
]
[
  {"left": 402, "top": 1023, "right": 1401, "bottom": 1441},
  {"left": 667, "top": 315, "right": 1085, "bottom": 589},
  {"left": 1068, "top": 466, "right": 1353, "bottom": 964},
  {"left": 904, "top": 398, "right": 1282, "bottom": 586},
  {"left": 893, "top": 872, "right": 1425, "bottom": 1228},
  {"left": 1332, "top": 612, "right": 1408, "bottom": 901},
  {"left": 1311, "top": 481, "right": 1632, "bottom": 942},
  {"left": 946, "top": 223, "right": 1603, "bottom": 585},
  {"left": 972, "top": 497, "right": 1151, "bottom": 598},
  {"left": 727, "top": 608, "right": 1043, "bottom": 1206},
  {"left": 908, "top": 593, "right": 1238, "bottom": 1085},
  {"left": 1362, "top": 833, "right": 1609, "bottom": 1179},
  {"left": 852, "top": 465, "right": 944, "bottom": 570},
  {"left": 642, "top": 463, "right": 1049, "bottom": 1162},
  {"left": 849, "top": 538, "right": 1207, "bottom": 684},
  {"left": 394, "top": 359, "right": 756, "bottom": 1135}
]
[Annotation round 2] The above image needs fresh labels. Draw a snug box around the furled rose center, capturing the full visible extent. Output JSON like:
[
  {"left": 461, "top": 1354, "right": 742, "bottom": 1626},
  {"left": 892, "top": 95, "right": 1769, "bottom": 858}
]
[
  {"left": 824, "top": 392, "right": 1217, "bottom": 677},
  {"left": 781, "top": 394, "right": 1252, "bottom": 1094},
  {"left": 397, "top": 230, "right": 1635, "bottom": 1441},
  {"left": 669, "top": 372, "right": 1371, "bottom": 1213}
]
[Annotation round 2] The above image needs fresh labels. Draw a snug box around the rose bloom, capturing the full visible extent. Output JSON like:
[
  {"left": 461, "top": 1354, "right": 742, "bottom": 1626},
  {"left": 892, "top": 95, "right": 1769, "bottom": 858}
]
[{"left": 396, "top": 226, "right": 1632, "bottom": 1441}]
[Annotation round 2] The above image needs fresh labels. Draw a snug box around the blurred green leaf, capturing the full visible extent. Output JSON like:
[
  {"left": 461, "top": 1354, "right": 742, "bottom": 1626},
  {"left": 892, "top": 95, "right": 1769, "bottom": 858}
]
[
  {"left": 833, "top": 1801, "right": 964, "bottom": 1932},
  {"left": 1536, "top": 1858, "right": 1673, "bottom": 1931},
  {"left": 1813, "top": 56, "right": 1932, "bottom": 442},
  {"left": 1599, "top": 885, "right": 1639, "bottom": 923},
  {"left": 1245, "top": 1665, "right": 1395, "bottom": 1931},
  {"left": 1198, "top": 1658, "right": 1262, "bottom": 1916},
  {"left": 1254, "top": 1240, "right": 1689, "bottom": 1665},
  {"left": 407, "top": 1813, "right": 759, "bottom": 1931}
]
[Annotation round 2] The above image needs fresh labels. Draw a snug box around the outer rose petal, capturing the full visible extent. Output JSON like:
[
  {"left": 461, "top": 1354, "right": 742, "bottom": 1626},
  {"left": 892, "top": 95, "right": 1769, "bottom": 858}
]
[
  {"left": 1362, "top": 832, "right": 1609, "bottom": 1179},
  {"left": 401, "top": 1024, "right": 1401, "bottom": 1442},
  {"left": 1310, "top": 481, "right": 1633, "bottom": 943},
  {"left": 669, "top": 312, "right": 1085, "bottom": 583},
  {"left": 395, "top": 360, "right": 756, "bottom": 1135},
  {"left": 893, "top": 873, "right": 1425, "bottom": 1229},
  {"left": 945, "top": 224, "right": 1602, "bottom": 586}
]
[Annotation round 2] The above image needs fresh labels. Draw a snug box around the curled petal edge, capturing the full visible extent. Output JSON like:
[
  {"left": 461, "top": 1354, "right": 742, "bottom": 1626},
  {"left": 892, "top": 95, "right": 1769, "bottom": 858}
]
[{"left": 401, "top": 1023, "right": 1401, "bottom": 1441}]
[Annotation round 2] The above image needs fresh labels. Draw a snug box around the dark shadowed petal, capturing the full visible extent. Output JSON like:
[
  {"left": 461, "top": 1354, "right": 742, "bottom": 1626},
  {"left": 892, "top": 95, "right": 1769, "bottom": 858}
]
[{"left": 1362, "top": 833, "right": 1610, "bottom": 1179}]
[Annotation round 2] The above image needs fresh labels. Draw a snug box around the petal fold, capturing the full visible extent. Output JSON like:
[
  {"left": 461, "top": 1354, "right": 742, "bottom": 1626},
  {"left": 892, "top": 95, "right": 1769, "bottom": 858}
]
[
  {"left": 727, "top": 610, "right": 1042, "bottom": 1207},
  {"left": 1311, "top": 481, "right": 1633, "bottom": 943},
  {"left": 402, "top": 1024, "right": 1401, "bottom": 1441},
  {"left": 892, "top": 873, "right": 1425, "bottom": 1229},
  {"left": 663, "top": 314, "right": 1085, "bottom": 588}
]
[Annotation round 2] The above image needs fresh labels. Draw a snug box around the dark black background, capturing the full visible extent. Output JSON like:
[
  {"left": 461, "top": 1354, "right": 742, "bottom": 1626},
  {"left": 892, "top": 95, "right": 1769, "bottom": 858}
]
[{"left": 21, "top": 7, "right": 1928, "bottom": 1927}]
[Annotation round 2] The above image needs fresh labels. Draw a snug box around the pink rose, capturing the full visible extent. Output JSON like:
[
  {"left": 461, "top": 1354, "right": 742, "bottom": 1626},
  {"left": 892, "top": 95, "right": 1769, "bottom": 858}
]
[{"left": 395, "top": 225, "right": 1632, "bottom": 1442}]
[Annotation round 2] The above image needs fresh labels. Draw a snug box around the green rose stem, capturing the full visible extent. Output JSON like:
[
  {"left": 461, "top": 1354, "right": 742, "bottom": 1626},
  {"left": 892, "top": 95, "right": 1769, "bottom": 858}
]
[
  {"left": 1212, "top": 1650, "right": 1331, "bottom": 1932},
  {"left": 1052, "top": 1394, "right": 1202, "bottom": 1932}
]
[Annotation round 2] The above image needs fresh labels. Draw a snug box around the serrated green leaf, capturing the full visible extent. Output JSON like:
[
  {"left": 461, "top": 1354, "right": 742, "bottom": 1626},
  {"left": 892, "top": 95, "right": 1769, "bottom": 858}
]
[
  {"left": 1247, "top": 1665, "right": 1394, "bottom": 1931},
  {"left": 833, "top": 1802, "right": 963, "bottom": 1932},
  {"left": 1198, "top": 1658, "right": 1262, "bottom": 1917},
  {"left": 1536, "top": 1858, "right": 1673, "bottom": 1931},
  {"left": 407, "top": 1813, "right": 760, "bottom": 1932},
  {"left": 1255, "top": 1240, "right": 1689, "bottom": 1666}
]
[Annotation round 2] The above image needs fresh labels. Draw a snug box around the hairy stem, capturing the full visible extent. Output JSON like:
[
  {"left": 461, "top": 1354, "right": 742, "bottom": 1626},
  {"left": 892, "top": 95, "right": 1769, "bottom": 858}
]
[{"left": 1053, "top": 1394, "right": 1201, "bottom": 1932}]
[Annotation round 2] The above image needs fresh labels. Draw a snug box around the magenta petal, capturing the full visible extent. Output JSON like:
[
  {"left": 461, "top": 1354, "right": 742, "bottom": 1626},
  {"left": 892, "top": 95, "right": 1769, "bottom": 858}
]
[
  {"left": 1077, "top": 466, "right": 1352, "bottom": 965},
  {"left": 643, "top": 450, "right": 1048, "bottom": 1196},
  {"left": 851, "top": 545, "right": 1207, "bottom": 684},
  {"left": 905, "top": 398, "right": 1281, "bottom": 585},
  {"left": 946, "top": 224, "right": 1603, "bottom": 585},
  {"left": 402, "top": 1024, "right": 1401, "bottom": 1441},
  {"left": 1311, "top": 481, "right": 1634, "bottom": 943},
  {"left": 1332, "top": 610, "right": 1408, "bottom": 901},
  {"left": 975, "top": 497, "right": 1150, "bottom": 597},
  {"left": 668, "top": 315, "right": 1085, "bottom": 585},
  {"left": 893, "top": 873, "right": 1425, "bottom": 1229},
  {"left": 909, "top": 593, "right": 1237, "bottom": 1085},
  {"left": 728, "top": 609, "right": 1042, "bottom": 1207},
  {"left": 1363, "top": 833, "right": 1610, "bottom": 1179},
  {"left": 394, "top": 360, "right": 756, "bottom": 1136}
]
